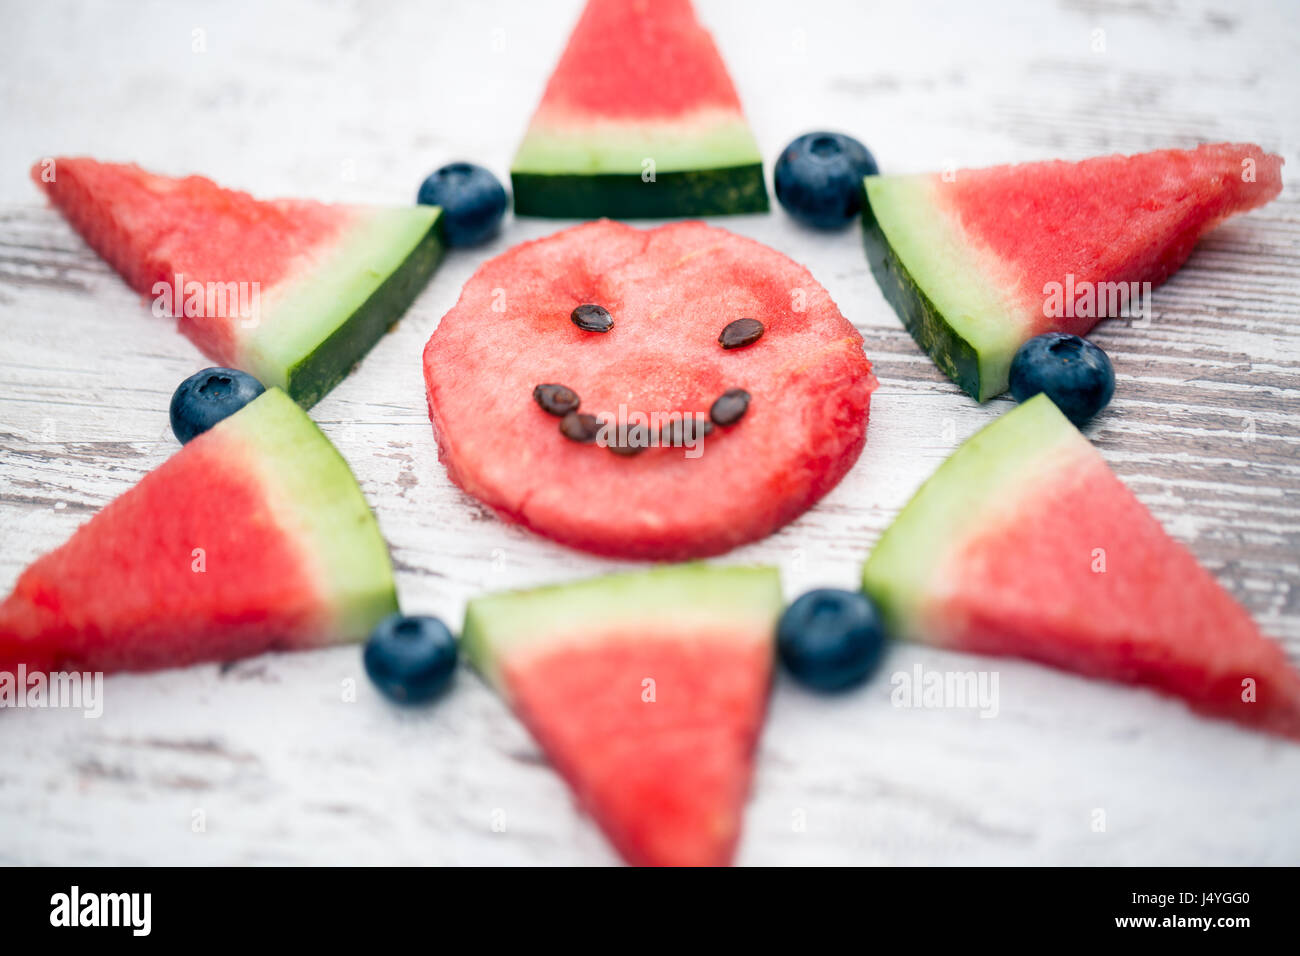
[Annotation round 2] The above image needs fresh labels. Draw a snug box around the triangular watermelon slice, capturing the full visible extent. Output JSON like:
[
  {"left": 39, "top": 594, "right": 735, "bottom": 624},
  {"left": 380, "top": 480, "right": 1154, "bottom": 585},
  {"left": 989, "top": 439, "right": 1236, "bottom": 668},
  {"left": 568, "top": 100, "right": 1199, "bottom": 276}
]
[
  {"left": 32, "top": 158, "right": 444, "bottom": 407},
  {"left": 0, "top": 389, "right": 397, "bottom": 674},
  {"left": 862, "top": 395, "right": 1300, "bottom": 739},
  {"left": 862, "top": 144, "right": 1284, "bottom": 401},
  {"left": 511, "top": 0, "right": 767, "bottom": 218},
  {"left": 462, "top": 564, "right": 782, "bottom": 866}
]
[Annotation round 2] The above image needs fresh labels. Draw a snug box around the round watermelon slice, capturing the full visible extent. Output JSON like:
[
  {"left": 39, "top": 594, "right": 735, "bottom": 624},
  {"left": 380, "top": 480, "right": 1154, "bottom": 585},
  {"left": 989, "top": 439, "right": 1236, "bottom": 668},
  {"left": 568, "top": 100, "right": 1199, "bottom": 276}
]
[{"left": 423, "top": 220, "right": 877, "bottom": 560}]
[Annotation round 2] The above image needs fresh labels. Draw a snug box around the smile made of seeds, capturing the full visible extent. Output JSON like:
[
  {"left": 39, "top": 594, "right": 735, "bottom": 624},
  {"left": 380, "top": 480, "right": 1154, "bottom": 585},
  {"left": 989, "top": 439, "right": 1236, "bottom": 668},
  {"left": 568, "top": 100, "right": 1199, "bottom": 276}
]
[{"left": 538, "top": 306, "right": 760, "bottom": 454}]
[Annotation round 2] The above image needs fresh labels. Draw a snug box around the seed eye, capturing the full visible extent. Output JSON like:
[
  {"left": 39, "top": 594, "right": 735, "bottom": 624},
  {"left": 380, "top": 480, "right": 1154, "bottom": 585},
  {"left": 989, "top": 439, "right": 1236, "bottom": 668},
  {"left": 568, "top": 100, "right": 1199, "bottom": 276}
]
[
  {"left": 571, "top": 304, "right": 614, "bottom": 333},
  {"left": 719, "top": 318, "right": 764, "bottom": 350}
]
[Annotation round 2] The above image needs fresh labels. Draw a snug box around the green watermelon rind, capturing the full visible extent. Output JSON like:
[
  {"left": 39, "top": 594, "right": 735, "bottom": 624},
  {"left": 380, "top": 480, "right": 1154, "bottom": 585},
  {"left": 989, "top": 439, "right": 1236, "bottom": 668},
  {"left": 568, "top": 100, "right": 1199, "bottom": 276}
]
[
  {"left": 244, "top": 206, "right": 443, "bottom": 408},
  {"left": 462, "top": 563, "right": 783, "bottom": 690},
  {"left": 221, "top": 387, "right": 399, "bottom": 639},
  {"left": 861, "top": 175, "right": 1026, "bottom": 402},
  {"left": 511, "top": 115, "right": 764, "bottom": 175},
  {"left": 861, "top": 180, "right": 980, "bottom": 400},
  {"left": 861, "top": 395, "right": 1085, "bottom": 640},
  {"left": 511, "top": 164, "right": 769, "bottom": 218}
]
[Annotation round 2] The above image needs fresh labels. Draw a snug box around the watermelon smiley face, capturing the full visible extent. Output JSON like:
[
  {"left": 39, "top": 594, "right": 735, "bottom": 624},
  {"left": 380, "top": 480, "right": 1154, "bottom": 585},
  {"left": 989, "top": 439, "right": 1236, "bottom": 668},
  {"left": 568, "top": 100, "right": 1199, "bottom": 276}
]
[{"left": 423, "top": 220, "right": 877, "bottom": 560}]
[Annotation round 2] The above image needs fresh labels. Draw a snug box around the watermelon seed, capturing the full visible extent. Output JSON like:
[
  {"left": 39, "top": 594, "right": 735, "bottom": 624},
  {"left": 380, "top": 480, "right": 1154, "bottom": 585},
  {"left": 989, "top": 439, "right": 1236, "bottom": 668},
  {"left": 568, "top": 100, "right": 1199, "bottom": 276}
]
[
  {"left": 719, "top": 318, "right": 764, "bottom": 349},
  {"left": 659, "top": 416, "right": 714, "bottom": 447},
  {"left": 608, "top": 423, "right": 652, "bottom": 456},
  {"left": 532, "top": 383, "right": 581, "bottom": 416},
  {"left": 608, "top": 441, "right": 648, "bottom": 457},
  {"left": 710, "top": 389, "right": 751, "bottom": 426},
  {"left": 571, "top": 304, "right": 614, "bottom": 333},
  {"left": 559, "top": 411, "right": 602, "bottom": 444}
]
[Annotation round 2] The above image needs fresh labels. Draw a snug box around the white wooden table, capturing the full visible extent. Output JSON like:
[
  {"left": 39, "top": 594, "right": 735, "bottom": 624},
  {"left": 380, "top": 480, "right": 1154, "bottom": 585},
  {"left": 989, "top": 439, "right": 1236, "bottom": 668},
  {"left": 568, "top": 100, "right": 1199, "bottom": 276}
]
[{"left": 2, "top": 0, "right": 1298, "bottom": 865}]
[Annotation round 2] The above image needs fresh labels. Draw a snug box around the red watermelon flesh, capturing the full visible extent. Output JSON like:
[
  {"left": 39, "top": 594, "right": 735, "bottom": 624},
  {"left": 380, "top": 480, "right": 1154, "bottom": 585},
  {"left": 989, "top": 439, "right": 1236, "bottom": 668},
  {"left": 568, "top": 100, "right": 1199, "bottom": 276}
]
[
  {"left": 535, "top": 0, "right": 744, "bottom": 120},
  {"left": 863, "top": 144, "right": 1285, "bottom": 400},
  {"left": 33, "top": 158, "right": 345, "bottom": 331},
  {"left": 462, "top": 564, "right": 782, "bottom": 866},
  {"left": 863, "top": 395, "right": 1300, "bottom": 739},
  {"left": 504, "top": 634, "right": 771, "bottom": 867},
  {"left": 423, "top": 220, "right": 876, "bottom": 560},
  {"left": 32, "top": 158, "right": 442, "bottom": 406},
  {"left": 0, "top": 389, "right": 397, "bottom": 674},
  {"left": 944, "top": 143, "right": 1285, "bottom": 324}
]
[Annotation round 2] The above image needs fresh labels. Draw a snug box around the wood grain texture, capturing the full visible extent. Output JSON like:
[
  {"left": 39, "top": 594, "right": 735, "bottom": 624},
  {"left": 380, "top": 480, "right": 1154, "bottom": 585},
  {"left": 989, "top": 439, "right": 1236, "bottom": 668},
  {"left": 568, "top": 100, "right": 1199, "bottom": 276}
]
[{"left": 1, "top": 0, "right": 1298, "bottom": 865}]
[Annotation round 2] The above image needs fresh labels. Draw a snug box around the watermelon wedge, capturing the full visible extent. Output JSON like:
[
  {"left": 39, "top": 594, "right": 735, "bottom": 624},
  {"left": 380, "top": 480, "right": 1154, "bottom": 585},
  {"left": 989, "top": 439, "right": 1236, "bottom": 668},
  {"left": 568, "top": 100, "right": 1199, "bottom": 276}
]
[
  {"left": 511, "top": 0, "right": 767, "bottom": 217},
  {"left": 32, "top": 158, "right": 443, "bottom": 407},
  {"left": 862, "top": 395, "right": 1300, "bottom": 739},
  {"left": 862, "top": 144, "right": 1284, "bottom": 401},
  {"left": 423, "top": 219, "right": 876, "bottom": 560},
  {"left": 462, "top": 563, "right": 782, "bottom": 866},
  {"left": 0, "top": 388, "right": 397, "bottom": 674}
]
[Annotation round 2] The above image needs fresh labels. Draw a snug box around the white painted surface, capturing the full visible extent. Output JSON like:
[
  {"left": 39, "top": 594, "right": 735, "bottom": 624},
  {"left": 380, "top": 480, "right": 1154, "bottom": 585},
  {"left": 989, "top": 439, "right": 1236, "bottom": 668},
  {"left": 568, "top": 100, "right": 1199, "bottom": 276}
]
[{"left": 1, "top": 0, "right": 1298, "bottom": 865}]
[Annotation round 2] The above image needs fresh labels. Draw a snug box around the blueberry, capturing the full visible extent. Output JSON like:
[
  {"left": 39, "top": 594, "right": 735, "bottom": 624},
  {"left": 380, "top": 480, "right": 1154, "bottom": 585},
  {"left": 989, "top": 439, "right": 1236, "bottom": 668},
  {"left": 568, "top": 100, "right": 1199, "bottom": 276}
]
[
  {"left": 774, "top": 132, "right": 879, "bottom": 229},
  {"left": 417, "top": 162, "right": 508, "bottom": 247},
  {"left": 776, "top": 589, "right": 887, "bottom": 691},
  {"left": 169, "top": 367, "right": 265, "bottom": 444},
  {"left": 1009, "top": 333, "right": 1115, "bottom": 425},
  {"left": 364, "top": 614, "right": 458, "bottom": 705}
]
